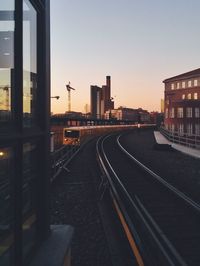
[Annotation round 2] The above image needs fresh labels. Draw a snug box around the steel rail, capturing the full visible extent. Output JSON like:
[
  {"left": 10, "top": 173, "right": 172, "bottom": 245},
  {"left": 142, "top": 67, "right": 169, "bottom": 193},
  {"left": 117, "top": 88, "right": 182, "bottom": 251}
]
[
  {"left": 51, "top": 138, "right": 95, "bottom": 182},
  {"left": 117, "top": 134, "right": 200, "bottom": 213},
  {"left": 96, "top": 135, "right": 146, "bottom": 266},
  {"left": 96, "top": 134, "right": 186, "bottom": 266}
]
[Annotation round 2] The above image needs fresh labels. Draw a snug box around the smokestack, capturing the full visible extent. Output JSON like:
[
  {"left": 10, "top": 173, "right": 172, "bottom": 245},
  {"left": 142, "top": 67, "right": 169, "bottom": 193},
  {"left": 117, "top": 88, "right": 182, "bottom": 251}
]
[{"left": 106, "top": 76, "right": 111, "bottom": 89}]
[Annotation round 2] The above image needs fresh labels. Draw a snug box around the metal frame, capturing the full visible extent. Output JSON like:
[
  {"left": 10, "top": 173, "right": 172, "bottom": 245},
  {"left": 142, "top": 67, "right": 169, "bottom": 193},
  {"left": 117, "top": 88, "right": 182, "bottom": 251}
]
[{"left": 0, "top": 0, "right": 50, "bottom": 265}]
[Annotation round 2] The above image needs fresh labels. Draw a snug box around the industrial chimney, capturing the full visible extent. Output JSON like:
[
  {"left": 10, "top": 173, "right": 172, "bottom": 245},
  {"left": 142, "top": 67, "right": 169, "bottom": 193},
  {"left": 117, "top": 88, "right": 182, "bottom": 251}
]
[{"left": 106, "top": 76, "right": 111, "bottom": 90}]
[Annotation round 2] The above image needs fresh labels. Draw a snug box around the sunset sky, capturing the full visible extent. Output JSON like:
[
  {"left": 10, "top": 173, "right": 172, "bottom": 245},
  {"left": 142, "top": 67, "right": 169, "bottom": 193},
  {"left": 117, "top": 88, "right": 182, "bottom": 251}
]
[{"left": 50, "top": 0, "right": 200, "bottom": 114}]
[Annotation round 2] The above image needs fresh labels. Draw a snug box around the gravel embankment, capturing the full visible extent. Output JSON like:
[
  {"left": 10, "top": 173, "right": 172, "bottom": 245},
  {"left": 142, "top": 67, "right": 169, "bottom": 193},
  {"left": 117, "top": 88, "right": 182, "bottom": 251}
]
[
  {"left": 51, "top": 139, "right": 112, "bottom": 266},
  {"left": 51, "top": 128, "right": 200, "bottom": 266},
  {"left": 120, "top": 129, "right": 200, "bottom": 203}
]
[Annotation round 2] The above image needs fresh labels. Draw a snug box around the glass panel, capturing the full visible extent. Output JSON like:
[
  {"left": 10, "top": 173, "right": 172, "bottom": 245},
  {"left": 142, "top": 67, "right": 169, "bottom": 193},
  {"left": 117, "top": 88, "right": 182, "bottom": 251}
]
[
  {"left": 0, "top": 147, "right": 14, "bottom": 266},
  {"left": 0, "top": 3, "right": 14, "bottom": 123},
  {"left": 0, "top": 1, "right": 14, "bottom": 11},
  {"left": 23, "top": 0, "right": 37, "bottom": 127},
  {"left": 22, "top": 142, "right": 38, "bottom": 261}
]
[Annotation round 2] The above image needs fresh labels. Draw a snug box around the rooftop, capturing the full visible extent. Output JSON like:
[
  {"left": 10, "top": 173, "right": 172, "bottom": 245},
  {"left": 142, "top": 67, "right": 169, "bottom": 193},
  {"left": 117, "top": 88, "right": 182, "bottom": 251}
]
[{"left": 163, "top": 68, "right": 200, "bottom": 83}]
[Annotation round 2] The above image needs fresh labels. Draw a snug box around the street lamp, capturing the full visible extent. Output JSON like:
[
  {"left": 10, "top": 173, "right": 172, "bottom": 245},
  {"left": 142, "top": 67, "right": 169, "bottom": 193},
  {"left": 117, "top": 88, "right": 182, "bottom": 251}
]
[{"left": 51, "top": 96, "right": 60, "bottom": 100}]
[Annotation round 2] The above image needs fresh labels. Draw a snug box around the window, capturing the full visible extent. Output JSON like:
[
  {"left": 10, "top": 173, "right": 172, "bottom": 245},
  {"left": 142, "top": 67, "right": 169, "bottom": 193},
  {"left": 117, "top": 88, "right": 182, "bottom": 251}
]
[
  {"left": 165, "top": 108, "right": 168, "bottom": 118},
  {"left": 0, "top": 1, "right": 50, "bottom": 265},
  {"left": 0, "top": 147, "right": 14, "bottom": 265},
  {"left": 187, "top": 123, "right": 193, "bottom": 135},
  {"left": 169, "top": 108, "right": 175, "bottom": 118},
  {"left": 171, "top": 124, "right": 175, "bottom": 132},
  {"left": 195, "top": 124, "right": 200, "bottom": 136},
  {"left": 194, "top": 79, "right": 198, "bottom": 86},
  {"left": 195, "top": 107, "right": 200, "bottom": 118},
  {"left": 194, "top": 93, "right": 198, "bottom": 99},
  {"left": 188, "top": 80, "right": 192, "bottom": 87},
  {"left": 182, "top": 81, "right": 186, "bottom": 88},
  {"left": 171, "top": 83, "right": 174, "bottom": 90},
  {"left": 23, "top": 0, "right": 37, "bottom": 127},
  {"left": 186, "top": 107, "right": 192, "bottom": 118},
  {"left": 0, "top": 7, "right": 14, "bottom": 123},
  {"left": 182, "top": 94, "right": 185, "bottom": 100},
  {"left": 177, "top": 107, "right": 183, "bottom": 118},
  {"left": 178, "top": 124, "right": 184, "bottom": 136},
  {"left": 187, "top": 93, "right": 191, "bottom": 100},
  {"left": 177, "top": 82, "right": 180, "bottom": 89}
]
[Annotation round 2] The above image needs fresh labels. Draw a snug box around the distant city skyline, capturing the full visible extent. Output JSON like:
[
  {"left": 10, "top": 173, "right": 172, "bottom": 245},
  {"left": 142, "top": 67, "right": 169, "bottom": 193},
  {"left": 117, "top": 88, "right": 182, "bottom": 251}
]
[{"left": 50, "top": 0, "right": 200, "bottom": 114}]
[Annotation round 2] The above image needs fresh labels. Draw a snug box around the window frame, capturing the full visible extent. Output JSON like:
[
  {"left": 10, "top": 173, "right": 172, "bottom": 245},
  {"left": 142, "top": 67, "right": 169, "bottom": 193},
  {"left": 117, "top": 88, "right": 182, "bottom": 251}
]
[
  {"left": 0, "top": 1, "right": 50, "bottom": 265},
  {"left": 195, "top": 107, "right": 200, "bottom": 118},
  {"left": 187, "top": 123, "right": 193, "bottom": 136},
  {"left": 165, "top": 108, "right": 168, "bottom": 118},
  {"left": 194, "top": 92, "right": 198, "bottom": 100},
  {"left": 177, "top": 107, "right": 183, "bottom": 118},
  {"left": 186, "top": 107, "right": 192, "bottom": 118}
]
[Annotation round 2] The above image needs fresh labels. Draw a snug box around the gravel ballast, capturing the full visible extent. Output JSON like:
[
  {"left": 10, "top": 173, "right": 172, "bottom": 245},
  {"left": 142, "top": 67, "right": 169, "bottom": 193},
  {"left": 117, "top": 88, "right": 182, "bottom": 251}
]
[{"left": 51, "top": 128, "right": 200, "bottom": 265}]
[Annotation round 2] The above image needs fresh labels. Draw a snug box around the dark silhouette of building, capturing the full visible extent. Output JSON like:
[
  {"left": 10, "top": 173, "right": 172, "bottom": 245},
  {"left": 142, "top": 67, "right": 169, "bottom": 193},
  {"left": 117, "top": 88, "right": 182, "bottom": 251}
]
[
  {"left": 163, "top": 68, "right": 200, "bottom": 136},
  {"left": 149, "top": 111, "right": 164, "bottom": 127},
  {"left": 105, "top": 107, "right": 150, "bottom": 123},
  {"left": 90, "top": 76, "right": 114, "bottom": 119},
  {"left": 90, "top": 85, "right": 102, "bottom": 118}
]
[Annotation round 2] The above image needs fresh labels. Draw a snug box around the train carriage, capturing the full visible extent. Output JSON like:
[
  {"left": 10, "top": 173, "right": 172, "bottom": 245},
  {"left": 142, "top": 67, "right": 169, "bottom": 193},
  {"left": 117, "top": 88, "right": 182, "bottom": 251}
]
[
  {"left": 63, "top": 128, "right": 81, "bottom": 145},
  {"left": 63, "top": 125, "right": 137, "bottom": 145},
  {"left": 63, "top": 126, "right": 98, "bottom": 145}
]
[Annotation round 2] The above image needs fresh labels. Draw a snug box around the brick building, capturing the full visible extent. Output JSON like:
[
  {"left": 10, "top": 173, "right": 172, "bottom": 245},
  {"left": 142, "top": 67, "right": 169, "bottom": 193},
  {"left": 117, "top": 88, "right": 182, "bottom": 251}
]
[
  {"left": 105, "top": 107, "right": 150, "bottom": 123},
  {"left": 163, "top": 68, "right": 200, "bottom": 136}
]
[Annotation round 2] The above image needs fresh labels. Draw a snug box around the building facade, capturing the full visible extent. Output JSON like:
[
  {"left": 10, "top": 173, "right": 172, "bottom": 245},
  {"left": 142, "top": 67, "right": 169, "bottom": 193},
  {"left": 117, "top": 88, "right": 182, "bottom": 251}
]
[
  {"left": 163, "top": 68, "right": 200, "bottom": 137},
  {"left": 90, "top": 76, "right": 114, "bottom": 119},
  {"left": 105, "top": 107, "right": 150, "bottom": 123},
  {"left": 0, "top": 1, "right": 51, "bottom": 265},
  {"left": 90, "top": 85, "right": 102, "bottom": 119}
]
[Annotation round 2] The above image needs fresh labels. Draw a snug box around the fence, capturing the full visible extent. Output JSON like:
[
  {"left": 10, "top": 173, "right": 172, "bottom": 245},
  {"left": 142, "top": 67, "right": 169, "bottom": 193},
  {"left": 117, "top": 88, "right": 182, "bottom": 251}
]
[{"left": 160, "top": 127, "right": 200, "bottom": 150}]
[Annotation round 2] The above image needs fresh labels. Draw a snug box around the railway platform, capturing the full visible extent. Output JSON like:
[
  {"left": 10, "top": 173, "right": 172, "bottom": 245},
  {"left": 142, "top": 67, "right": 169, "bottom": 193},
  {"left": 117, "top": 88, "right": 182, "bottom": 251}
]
[{"left": 154, "top": 131, "right": 200, "bottom": 159}]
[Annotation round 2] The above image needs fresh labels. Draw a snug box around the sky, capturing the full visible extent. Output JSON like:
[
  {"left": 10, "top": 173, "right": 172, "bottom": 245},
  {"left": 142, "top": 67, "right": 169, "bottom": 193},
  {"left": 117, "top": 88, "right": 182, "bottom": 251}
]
[{"left": 50, "top": 0, "right": 200, "bottom": 114}]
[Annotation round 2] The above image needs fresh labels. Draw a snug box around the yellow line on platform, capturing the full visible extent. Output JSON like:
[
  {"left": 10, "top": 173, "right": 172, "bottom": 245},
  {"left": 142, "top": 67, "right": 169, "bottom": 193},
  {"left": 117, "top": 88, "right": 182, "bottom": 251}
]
[{"left": 113, "top": 198, "right": 144, "bottom": 266}]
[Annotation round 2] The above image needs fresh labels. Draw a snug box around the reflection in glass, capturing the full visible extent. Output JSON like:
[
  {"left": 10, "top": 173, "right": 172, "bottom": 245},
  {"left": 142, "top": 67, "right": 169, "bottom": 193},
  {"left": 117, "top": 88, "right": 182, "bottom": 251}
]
[
  {"left": 0, "top": 147, "right": 14, "bottom": 265},
  {"left": 0, "top": 4, "right": 14, "bottom": 123},
  {"left": 23, "top": 0, "right": 37, "bottom": 127},
  {"left": 22, "top": 142, "right": 37, "bottom": 261},
  {"left": 0, "top": 1, "right": 14, "bottom": 11}
]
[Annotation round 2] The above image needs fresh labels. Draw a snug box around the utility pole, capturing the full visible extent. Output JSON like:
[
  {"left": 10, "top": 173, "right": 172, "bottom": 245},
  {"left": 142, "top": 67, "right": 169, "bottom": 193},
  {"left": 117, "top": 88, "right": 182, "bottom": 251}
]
[{"left": 66, "top": 82, "right": 75, "bottom": 112}]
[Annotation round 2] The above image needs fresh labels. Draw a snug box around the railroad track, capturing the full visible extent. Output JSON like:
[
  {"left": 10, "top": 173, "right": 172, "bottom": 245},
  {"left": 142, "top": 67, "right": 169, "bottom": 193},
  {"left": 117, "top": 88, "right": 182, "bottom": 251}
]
[{"left": 96, "top": 132, "right": 200, "bottom": 266}]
